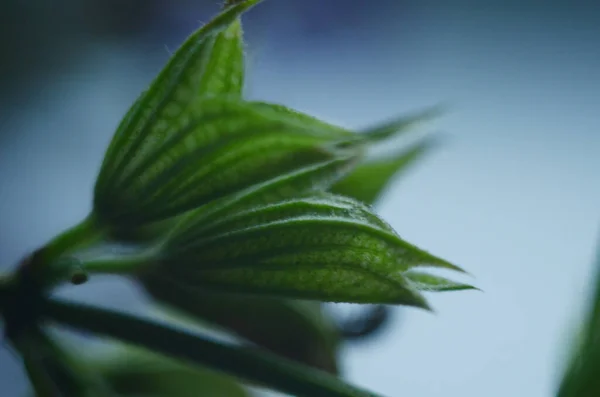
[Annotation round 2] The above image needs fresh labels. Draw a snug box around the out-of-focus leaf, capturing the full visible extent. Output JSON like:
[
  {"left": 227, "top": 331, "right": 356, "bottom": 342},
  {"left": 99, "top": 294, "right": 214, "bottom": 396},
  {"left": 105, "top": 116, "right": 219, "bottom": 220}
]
[
  {"left": 94, "top": 98, "right": 359, "bottom": 228},
  {"left": 360, "top": 105, "right": 444, "bottom": 143},
  {"left": 249, "top": 102, "right": 443, "bottom": 146},
  {"left": 142, "top": 277, "right": 341, "bottom": 373},
  {"left": 95, "top": 0, "right": 259, "bottom": 195},
  {"left": 556, "top": 237, "right": 600, "bottom": 397},
  {"left": 43, "top": 298, "right": 387, "bottom": 397},
  {"left": 90, "top": 343, "right": 250, "bottom": 397},
  {"left": 331, "top": 137, "right": 437, "bottom": 205},
  {"left": 147, "top": 193, "right": 468, "bottom": 308}
]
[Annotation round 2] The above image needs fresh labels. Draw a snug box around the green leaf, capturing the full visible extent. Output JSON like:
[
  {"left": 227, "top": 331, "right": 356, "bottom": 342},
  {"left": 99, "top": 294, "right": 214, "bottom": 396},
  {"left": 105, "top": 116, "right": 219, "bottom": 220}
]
[
  {"left": 42, "top": 298, "right": 387, "bottom": 397},
  {"left": 90, "top": 343, "right": 250, "bottom": 397},
  {"left": 153, "top": 193, "right": 466, "bottom": 308},
  {"left": 330, "top": 137, "right": 438, "bottom": 205},
  {"left": 162, "top": 152, "right": 359, "bottom": 236},
  {"left": 142, "top": 276, "right": 341, "bottom": 373},
  {"left": 75, "top": 156, "right": 363, "bottom": 276},
  {"left": 96, "top": 1, "right": 260, "bottom": 195},
  {"left": 108, "top": 152, "right": 361, "bottom": 243},
  {"left": 404, "top": 270, "right": 477, "bottom": 292},
  {"left": 556, "top": 236, "right": 600, "bottom": 397},
  {"left": 94, "top": 97, "right": 359, "bottom": 228}
]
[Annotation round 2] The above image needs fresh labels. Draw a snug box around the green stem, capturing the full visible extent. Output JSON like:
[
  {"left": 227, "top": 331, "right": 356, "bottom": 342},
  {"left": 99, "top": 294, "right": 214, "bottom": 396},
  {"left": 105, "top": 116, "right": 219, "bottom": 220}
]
[
  {"left": 37, "top": 214, "right": 105, "bottom": 266},
  {"left": 81, "top": 251, "right": 156, "bottom": 276},
  {"left": 42, "top": 298, "right": 386, "bottom": 397},
  {"left": 24, "top": 215, "right": 110, "bottom": 290}
]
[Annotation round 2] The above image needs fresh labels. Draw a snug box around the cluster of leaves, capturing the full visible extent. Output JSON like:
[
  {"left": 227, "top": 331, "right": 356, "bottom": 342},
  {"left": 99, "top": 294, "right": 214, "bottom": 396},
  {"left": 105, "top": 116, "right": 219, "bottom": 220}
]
[{"left": 0, "top": 1, "right": 478, "bottom": 396}]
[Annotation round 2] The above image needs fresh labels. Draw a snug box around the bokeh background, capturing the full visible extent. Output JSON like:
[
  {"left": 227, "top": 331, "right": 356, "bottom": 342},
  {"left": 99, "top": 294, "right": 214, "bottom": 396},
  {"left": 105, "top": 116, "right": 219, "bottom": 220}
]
[{"left": 1, "top": 1, "right": 599, "bottom": 396}]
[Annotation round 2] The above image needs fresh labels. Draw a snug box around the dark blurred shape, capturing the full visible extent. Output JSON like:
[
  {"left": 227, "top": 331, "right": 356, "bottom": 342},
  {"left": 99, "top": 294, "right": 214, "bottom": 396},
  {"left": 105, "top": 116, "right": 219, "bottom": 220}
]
[
  {"left": 143, "top": 277, "right": 340, "bottom": 374},
  {"left": 333, "top": 305, "right": 393, "bottom": 342},
  {"left": 95, "top": 343, "right": 250, "bottom": 397}
]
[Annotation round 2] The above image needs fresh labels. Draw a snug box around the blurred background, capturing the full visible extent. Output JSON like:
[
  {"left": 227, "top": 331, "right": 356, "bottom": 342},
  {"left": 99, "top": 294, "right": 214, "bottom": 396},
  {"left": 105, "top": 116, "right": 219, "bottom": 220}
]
[{"left": 1, "top": 0, "right": 599, "bottom": 396}]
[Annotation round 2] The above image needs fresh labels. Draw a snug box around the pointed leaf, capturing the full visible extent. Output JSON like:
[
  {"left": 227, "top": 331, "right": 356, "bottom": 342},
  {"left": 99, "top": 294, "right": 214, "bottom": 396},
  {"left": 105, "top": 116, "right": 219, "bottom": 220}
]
[
  {"left": 149, "top": 193, "right": 467, "bottom": 307},
  {"left": 330, "top": 137, "right": 438, "bottom": 205},
  {"left": 95, "top": 98, "right": 358, "bottom": 227},
  {"left": 95, "top": 0, "right": 259, "bottom": 197},
  {"left": 142, "top": 276, "right": 341, "bottom": 373},
  {"left": 166, "top": 193, "right": 461, "bottom": 272},
  {"left": 404, "top": 270, "right": 477, "bottom": 292}
]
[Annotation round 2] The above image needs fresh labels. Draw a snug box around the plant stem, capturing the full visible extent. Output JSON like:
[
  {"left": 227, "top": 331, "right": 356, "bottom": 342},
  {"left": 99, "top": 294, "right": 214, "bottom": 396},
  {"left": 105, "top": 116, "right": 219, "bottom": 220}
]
[
  {"left": 36, "top": 215, "right": 105, "bottom": 266},
  {"left": 42, "top": 298, "right": 386, "bottom": 397},
  {"left": 81, "top": 251, "right": 156, "bottom": 276},
  {"left": 23, "top": 215, "right": 110, "bottom": 290}
]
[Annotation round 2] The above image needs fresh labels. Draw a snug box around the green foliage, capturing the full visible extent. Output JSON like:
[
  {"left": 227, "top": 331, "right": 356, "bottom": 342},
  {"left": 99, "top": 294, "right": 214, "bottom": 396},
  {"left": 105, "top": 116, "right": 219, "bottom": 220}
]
[{"left": 0, "top": 1, "right": 478, "bottom": 397}]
